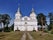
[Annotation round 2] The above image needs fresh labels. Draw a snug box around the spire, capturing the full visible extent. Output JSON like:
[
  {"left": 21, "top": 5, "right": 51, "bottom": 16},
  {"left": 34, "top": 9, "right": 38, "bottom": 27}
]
[
  {"left": 16, "top": 7, "right": 22, "bottom": 17},
  {"left": 17, "top": 7, "right": 20, "bottom": 12},
  {"left": 32, "top": 8, "right": 34, "bottom": 12},
  {"left": 17, "top": 3, "right": 20, "bottom": 13},
  {"left": 30, "top": 8, "right": 36, "bottom": 17}
]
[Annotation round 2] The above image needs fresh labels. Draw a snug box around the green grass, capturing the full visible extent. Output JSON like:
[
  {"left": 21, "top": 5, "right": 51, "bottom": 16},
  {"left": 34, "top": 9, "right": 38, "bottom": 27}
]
[
  {"left": 30, "top": 31, "right": 53, "bottom": 40},
  {"left": 0, "top": 31, "right": 23, "bottom": 40}
]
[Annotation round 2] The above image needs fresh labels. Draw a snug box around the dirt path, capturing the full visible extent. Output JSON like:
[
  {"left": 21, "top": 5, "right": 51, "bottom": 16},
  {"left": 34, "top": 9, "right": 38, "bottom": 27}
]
[
  {"left": 27, "top": 33, "right": 34, "bottom": 40},
  {"left": 21, "top": 32, "right": 26, "bottom": 40},
  {"left": 21, "top": 32, "right": 34, "bottom": 40}
]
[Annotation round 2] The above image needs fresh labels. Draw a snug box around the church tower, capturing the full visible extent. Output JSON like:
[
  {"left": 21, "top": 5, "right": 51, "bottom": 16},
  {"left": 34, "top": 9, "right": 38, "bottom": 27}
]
[
  {"left": 14, "top": 7, "right": 22, "bottom": 31},
  {"left": 30, "top": 8, "right": 37, "bottom": 20},
  {"left": 30, "top": 8, "right": 38, "bottom": 31},
  {"left": 15, "top": 7, "right": 22, "bottom": 21}
]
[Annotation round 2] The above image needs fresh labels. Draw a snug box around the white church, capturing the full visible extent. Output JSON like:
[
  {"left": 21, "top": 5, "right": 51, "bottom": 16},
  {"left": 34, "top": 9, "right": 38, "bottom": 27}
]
[{"left": 14, "top": 7, "right": 47, "bottom": 31}]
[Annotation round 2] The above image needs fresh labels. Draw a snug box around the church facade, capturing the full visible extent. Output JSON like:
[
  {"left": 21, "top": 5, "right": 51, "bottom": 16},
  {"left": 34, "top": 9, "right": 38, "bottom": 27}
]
[{"left": 14, "top": 7, "right": 47, "bottom": 31}]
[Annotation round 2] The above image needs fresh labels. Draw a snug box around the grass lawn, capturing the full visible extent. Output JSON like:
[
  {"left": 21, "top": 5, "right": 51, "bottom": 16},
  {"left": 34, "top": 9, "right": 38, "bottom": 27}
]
[
  {"left": 30, "top": 31, "right": 53, "bottom": 40},
  {"left": 0, "top": 31, "right": 23, "bottom": 40}
]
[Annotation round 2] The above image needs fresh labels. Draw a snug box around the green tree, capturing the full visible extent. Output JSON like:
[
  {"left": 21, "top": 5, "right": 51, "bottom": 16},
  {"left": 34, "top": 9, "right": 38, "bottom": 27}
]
[
  {"left": 37, "top": 13, "right": 46, "bottom": 31},
  {"left": 10, "top": 24, "right": 14, "bottom": 31},
  {"left": 0, "top": 14, "right": 11, "bottom": 32},
  {"left": 2, "top": 14, "right": 11, "bottom": 32},
  {"left": 48, "top": 13, "right": 53, "bottom": 30},
  {"left": 0, "top": 14, "right": 3, "bottom": 32}
]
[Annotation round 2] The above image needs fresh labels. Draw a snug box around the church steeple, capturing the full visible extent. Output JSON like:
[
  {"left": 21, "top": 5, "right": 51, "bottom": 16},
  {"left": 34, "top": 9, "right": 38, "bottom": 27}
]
[
  {"left": 32, "top": 8, "right": 34, "bottom": 12},
  {"left": 16, "top": 7, "right": 21, "bottom": 13},
  {"left": 16, "top": 3, "right": 21, "bottom": 14},
  {"left": 30, "top": 8, "right": 37, "bottom": 20},
  {"left": 15, "top": 7, "right": 22, "bottom": 20},
  {"left": 16, "top": 7, "right": 22, "bottom": 17},
  {"left": 17, "top": 7, "right": 20, "bottom": 13},
  {"left": 17, "top": 3, "right": 20, "bottom": 13},
  {"left": 30, "top": 8, "right": 36, "bottom": 17}
]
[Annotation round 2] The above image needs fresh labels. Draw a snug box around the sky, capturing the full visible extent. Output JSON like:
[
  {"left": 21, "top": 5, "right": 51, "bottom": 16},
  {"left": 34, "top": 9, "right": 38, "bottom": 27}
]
[{"left": 0, "top": 0, "right": 53, "bottom": 26}]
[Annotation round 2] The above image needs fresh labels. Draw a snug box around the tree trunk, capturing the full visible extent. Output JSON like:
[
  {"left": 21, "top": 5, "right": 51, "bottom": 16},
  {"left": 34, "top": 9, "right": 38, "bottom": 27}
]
[
  {"left": 41, "top": 17, "right": 44, "bottom": 31},
  {"left": 42, "top": 23, "right": 43, "bottom": 31},
  {"left": 6, "top": 24, "right": 8, "bottom": 30}
]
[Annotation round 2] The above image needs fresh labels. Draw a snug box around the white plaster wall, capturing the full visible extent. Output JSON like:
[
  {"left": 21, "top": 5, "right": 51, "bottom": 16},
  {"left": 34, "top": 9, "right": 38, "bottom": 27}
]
[
  {"left": 18, "top": 26, "right": 26, "bottom": 31},
  {"left": 14, "top": 26, "right": 17, "bottom": 31},
  {"left": 27, "top": 26, "right": 33, "bottom": 31}
]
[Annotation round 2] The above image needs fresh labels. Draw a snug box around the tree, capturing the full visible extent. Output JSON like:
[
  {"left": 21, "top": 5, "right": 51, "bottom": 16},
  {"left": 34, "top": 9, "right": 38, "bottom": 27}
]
[
  {"left": 0, "top": 14, "right": 11, "bottom": 32},
  {"left": 37, "top": 13, "right": 46, "bottom": 31},
  {"left": 2, "top": 14, "right": 11, "bottom": 32},
  {"left": 10, "top": 24, "right": 14, "bottom": 31},
  {"left": 48, "top": 13, "right": 53, "bottom": 30},
  {"left": 0, "top": 14, "right": 3, "bottom": 32}
]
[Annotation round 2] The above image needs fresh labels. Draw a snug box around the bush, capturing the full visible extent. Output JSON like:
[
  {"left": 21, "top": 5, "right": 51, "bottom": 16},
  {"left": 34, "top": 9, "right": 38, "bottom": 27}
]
[
  {"left": 0, "top": 29, "right": 2, "bottom": 32},
  {"left": 33, "top": 30, "right": 36, "bottom": 32},
  {"left": 43, "top": 29, "right": 48, "bottom": 33},
  {"left": 15, "top": 30, "right": 20, "bottom": 32},
  {"left": 4, "top": 27, "right": 10, "bottom": 32},
  {"left": 51, "top": 30, "right": 53, "bottom": 34}
]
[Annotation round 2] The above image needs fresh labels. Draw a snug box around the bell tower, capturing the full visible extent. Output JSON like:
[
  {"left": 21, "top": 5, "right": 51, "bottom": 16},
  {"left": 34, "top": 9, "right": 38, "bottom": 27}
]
[
  {"left": 30, "top": 8, "right": 37, "bottom": 20},
  {"left": 15, "top": 7, "right": 22, "bottom": 20}
]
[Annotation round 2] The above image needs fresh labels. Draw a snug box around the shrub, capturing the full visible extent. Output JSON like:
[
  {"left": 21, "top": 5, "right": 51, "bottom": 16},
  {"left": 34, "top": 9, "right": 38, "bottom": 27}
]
[
  {"left": 43, "top": 29, "right": 48, "bottom": 33},
  {"left": 51, "top": 30, "right": 53, "bottom": 34},
  {"left": 33, "top": 30, "right": 36, "bottom": 32}
]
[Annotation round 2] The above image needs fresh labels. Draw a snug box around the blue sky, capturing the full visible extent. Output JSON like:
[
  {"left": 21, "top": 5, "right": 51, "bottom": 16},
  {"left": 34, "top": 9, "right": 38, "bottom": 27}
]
[{"left": 0, "top": 0, "right": 53, "bottom": 26}]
